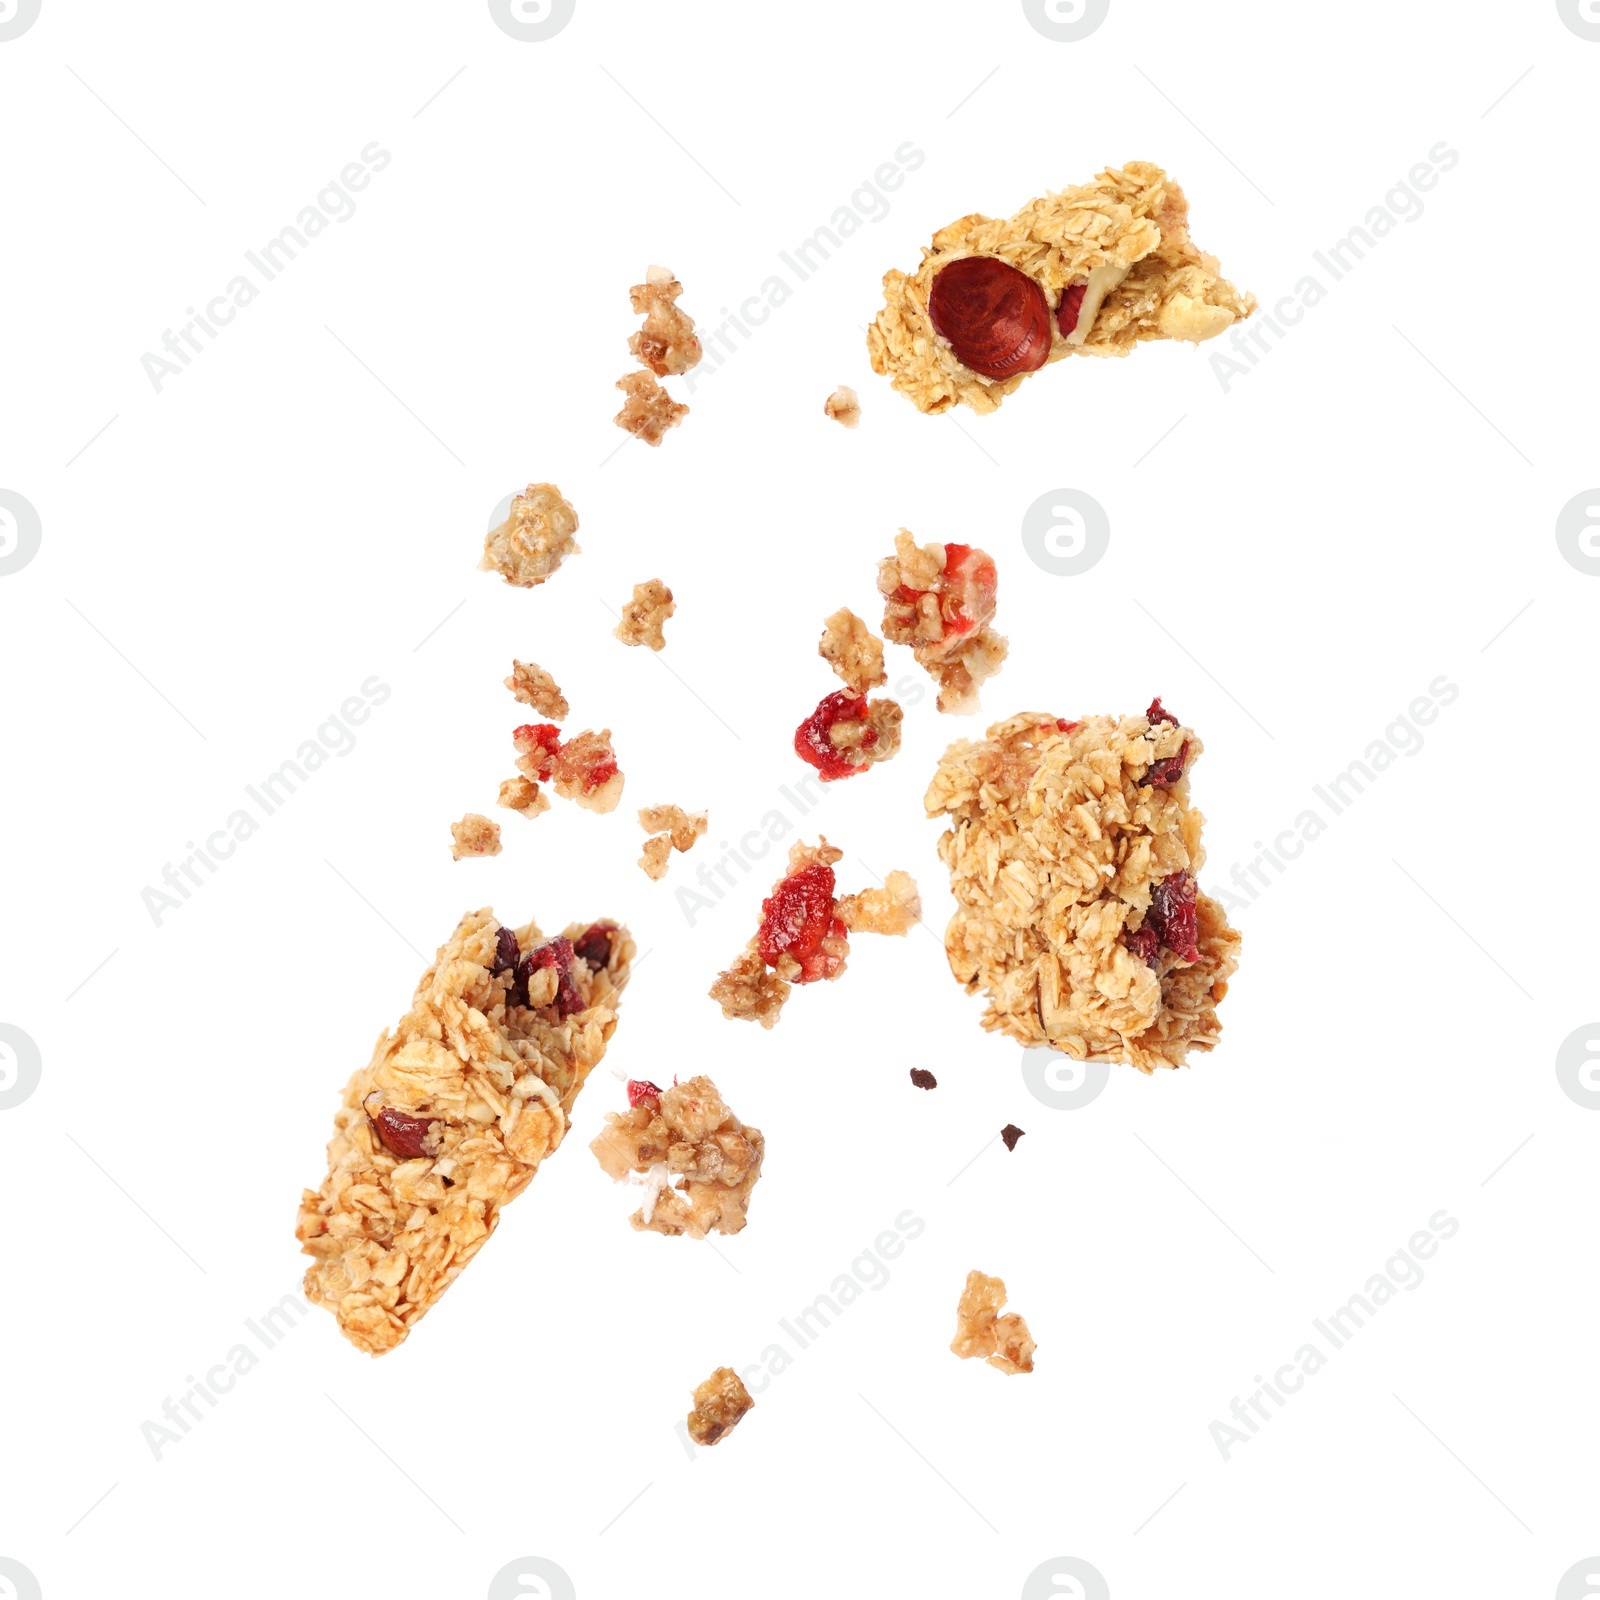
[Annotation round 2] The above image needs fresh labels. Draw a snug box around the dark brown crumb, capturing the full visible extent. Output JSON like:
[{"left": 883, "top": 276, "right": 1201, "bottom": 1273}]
[
  {"left": 1000, "top": 1123, "right": 1025, "bottom": 1151},
  {"left": 910, "top": 1068, "right": 937, "bottom": 1090}
]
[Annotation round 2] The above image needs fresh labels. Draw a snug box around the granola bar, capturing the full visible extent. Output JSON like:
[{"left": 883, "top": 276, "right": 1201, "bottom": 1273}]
[
  {"left": 950, "top": 1269, "right": 1036, "bottom": 1374},
  {"left": 687, "top": 1367, "right": 754, "bottom": 1446},
  {"left": 614, "top": 371, "right": 687, "bottom": 446},
  {"left": 614, "top": 579, "right": 676, "bottom": 651},
  {"left": 819, "top": 607, "right": 887, "bottom": 694},
  {"left": 450, "top": 813, "right": 501, "bottom": 859},
  {"left": 925, "top": 700, "right": 1241, "bottom": 1072},
  {"left": 296, "top": 910, "right": 634, "bottom": 1354},
  {"left": 590, "top": 1075, "right": 763, "bottom": 1238},
  {"left": 480, "top": 484, "right": 580, "bottom": 588},
  {"left": 505, "top": 659, "right": 568, "bottom": 719},
  {"left": 628, "top": 266, "right": 702, "bottom": 376}
]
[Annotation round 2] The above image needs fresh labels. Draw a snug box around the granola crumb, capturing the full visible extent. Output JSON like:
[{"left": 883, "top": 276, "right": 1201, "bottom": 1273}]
[
  {"left": 450, "top": 813, "right": 502, "bottom": 859},
  {"left": 686, "top": 1366, "right": 754, "bottom": 1447},
  {"left": 497, "top": 776, "right": 551, "bottom": 820},
  {"left": 638, "top": 834, "right": 673, "bottom": 881},
  {"left": 591, "top": 1074, "right": 763, "bottom": 1238},
  {"left": 629, "top": 268, "right": 702, "bottom": 377},
  {"left": 910, "top": 1068, "right": 937, "bottom": 1090},
  {"left": 823, "top": 384, "right": 861, "bottom": 428},
  {"left": 708, "top": 949, "right": 790, "bottom": 1028},
  {"left": 1000, "top": 1123, "right": 1025, "bottom": 1152},
  {"left": 950, "top": 1269, "right": 1036, "bottom": 1375},
  {"left": 505, "top": 659, "right": 568, "bottom": 719},
  {"left": 637, "top": 804, "right": 707, "bottom": 876},
  {"left": 836, "top": 870, "right": 921, "bottom": 937},
  {"left": 479, "top": 483, "right": 580, "bottom": 589},
  {"left": 794, "top": 690, "right": 903, "bottom": 781},
  {"left": 552, "top": 729, "right": 625, "bottom": 814},
  {"left": 614, "top": 579, "right": 676, "bottom": 650},
  {"left": 819, "top": 607, "right": 887, "bottom": 694},
  {"left": 614, "top": 371, "right": 688, "bottom": 446}
]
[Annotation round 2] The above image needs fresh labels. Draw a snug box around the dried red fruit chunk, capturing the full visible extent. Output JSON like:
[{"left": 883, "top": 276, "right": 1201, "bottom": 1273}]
[
  {"left": 369, "top": 1105, "right": 442, "bottom": 1160},
  {"left": 1148, "top": 871, "right": 1199, "bottom": 964},
  {"left": 1146, "top": 698, "right": 1178, "bottom": 727},
  {"left": 1123, "top": 924, "right": 1161, "bottom": 967},
  {"left": 626, "top": 1078, "right": 663, "bottom": 1107},
  {"left": 794, "top": 690, "right": 875, "bottom": 782},
  {"left": 573, "top": 921, "right": 617, "bottom": 968},
  {"left": 1057, "top": 282, "right": 1087, "bottom": 337},
  {"left": 1143, "top": 740, "right": 1190, "bottom": 789},
  {"left": 1000, "top": 1123, "right": 1026, "bottom": 1152},
  {"left": 756, "top": 861, "right": 847, "bottom": 983},
  {"left": 910, "top": 1068, "right": 937, "bottom": 1090},
  {"left": 1055, "top": 718, "right": 1079, "bottom": 735},
  {"left": 927, "top": 257, "right": 1052, "bottom": 380},
  {"left": 938, "top": 544, "right": 997, "bottom": 637},
  {"left": 493, "top": 926, "right": 520, "bottom": 973},
  {"left": 513, "top": 722, "right": 563, "bottom": 781},
  {"left": 518, "top": 935, "right": 584, "bottom": 1017}
]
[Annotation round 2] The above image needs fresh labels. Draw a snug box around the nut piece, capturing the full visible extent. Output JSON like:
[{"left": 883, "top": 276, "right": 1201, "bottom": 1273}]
[
  {"left": 708, "top": 949, "right": 790, "bottom": 1029},
  {"left": 614, "top": 371, "right": 688, "bottom": 446},
  {"left": 686, "top": 1366, "right": 754, "bottom": 1447},
  {"left": 835, "top": 870, "right": 922, "bottom": 937},
  {"left": 480, "top": 484, "right": 579, "bottom": 588},
  {"left": 950, "top": 1269, "right": 1036, "bottom": 1375},
  {"left": 551, "top": 729, "right": 624, "bottom": 814},
  {"left": 614, "top": 579, "right": 676, "bottom": 650},
  {"left": 628, "top": 268, "right": 702, "bottom": 377},
  {"left": 505, "top": 659, "right": 568, "bottom": 719},
  {"left": 927, "top": 257, "right": 1053, "bottom": 381},
  {"left": 497, "top": 776, "right": 550, "bottom": 820},
  {"left": 823, "top": 384, "right": 861, "bottom": 428},
  {"left": 449, "top": 813, "right": 501, "bottom": 859},
  {"left": 637, "top": 803, "right": 707, "bottom": 877},
  {"left": 590, "top": 1073, "right": 763, "bottom": 1238},
  {"left": 819, "top": 607, "right": 887, "bottom": 694}
]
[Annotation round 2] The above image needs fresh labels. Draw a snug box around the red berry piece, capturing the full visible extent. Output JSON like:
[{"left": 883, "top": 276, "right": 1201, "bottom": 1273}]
[
  {"left": 1123, "top": 924, "right": 1161, "bottom": 968},
  {"left": 513, "top": 722, "right": 563, "bottom": 781},
  {"left": 626, "top": 1078, "right": 663, "bottom": 1108},
  {"left": 794, "top": 690, "right": 875, "bottom": 782},
  {"left": 757, "top": 861, "right": 847, "bottom": 983},
  {"left": 1143, "top": 740, "right": 1190, "bottom": 789},
  {"left": 1057, "top": 282, "right": 1087, "bottom": 338},
  {"left": 573, "top": 921, "right": 617, "bottom": 968},
  {"left": 927, "top": 257, "right": 1053, "bottom": 380},
  {"left": 1146, "top": 698, "right": 1178, "bottom": 727},
  {"left": 1055, "top": 719, "right": 1080, "bottom": 735},
  {"left": 518, "top": 935, "right": 584, "bottom": 1017},
  {"left": 1148, "top": 871, "right": 1200, "bottom": 964},
  {"left": 939, "top": 544, "right": 998, "bottom": 638},
  {"left": 493, "top": 926, "right": 520, "bottom": 974},
  {"left": 369, "top": 1105, "right": 442, "bottom": 1160}
]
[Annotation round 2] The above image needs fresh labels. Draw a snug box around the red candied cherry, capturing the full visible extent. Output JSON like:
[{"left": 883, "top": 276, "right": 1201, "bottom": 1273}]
[
  {"left": 626, "top": 1078, "right": 663, "bottom": 1108},
  {"left": 1057, "top": 282, "right": 1087, "bottom": 338},
  {"left": 794, "top": 690, "right": 876, "bottom": 782},
  {"left": 517, "top": 935, "right": 584, "bottom": 1017},
  {"left": 573, "top": 921, "right": 617, "bottom": 968},
  {"left": 513, "top": 722, "right": 563, "bottom": 781},
  {"left": 1148, "top": 871, "right": 1200, "bottom": 964},
  {"left": 927, "top": 257, "right": 1053, "bottom": 380},
  {"left": 757, "top": 861, "right": 848, "bottom": 983},
  {"left": 368, "top": 1104, "right": 442, "bottom": 1159}
]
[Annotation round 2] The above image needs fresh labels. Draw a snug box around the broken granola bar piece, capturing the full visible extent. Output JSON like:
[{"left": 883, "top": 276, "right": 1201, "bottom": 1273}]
[
  {"left": 823, "top": 384, "right": 861, "bottom": 428},
  {"left": 687, "top": 1366, "right": 754, "bottom": 1447},
  {"left": 614, "top": 579, "right": 676, "bottom": 651},
  {"left": 505, "top": 659, "right": 568, "bottom": 720},
  {"left": 925, "top": 703, "right": 1241, "bottom": 1072},
  {"left": 637, "top": 804, "right": 707, "bottom": 879},
  {"left": 590, "top": 1074, "right": 763, "bottom": 1238},
  {"left": 480, "top": 483, "right": 580, "bottom": 588},
  {"left": 296, "top": 909, "right": 634, "bottom": 1354},
  {"left": 868, "top": 161, "right": 1256, "bottom": 416},
  {"left": 950, "top": 1269, "right": 1036, "bottom": 1375},
  {"left": 819, "top": 607, "right": 887, "bottom": 694},
  {"left": 628, "top": 265, "right": 702, "bottom": 377},
  {"left": 450, "top": 813, "right": 501, "bottom": 859},
  {"left": 614, "top": 371, "right": 688, "bottom": 446},
  {"left": 835, "top": 870, "right": 922, "bottom": 937},
  {"left": 707, "top": 950, "right": 790, "bottom": 1029},
  {"left": 497, "top": 776, "right": 551, "bottom": 821},
  {"left": 879, "top": 531, "right": 1007, "bottom": 715},
  {"left": 551, "top": 729, "right": 624, "bottom": 814},
  {"left": 794, "top": 689, "right": 903, "bottom": 781}
]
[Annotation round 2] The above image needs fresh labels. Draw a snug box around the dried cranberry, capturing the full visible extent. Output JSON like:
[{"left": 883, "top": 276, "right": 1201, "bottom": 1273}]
[
  {"left": 493, "top": 926, "right": 520, "bottom": 974},
  {"left": 517, "top": 935, "right": 584, "bottom": 1017},
  {"left": 927, "top": 256, "right": 1053, "bottom": 380},
  {"left": 573, "top": 921, "right": 617, "bottom": 968},
  {"left": 1148, "top": 871, "right": 1200, "bottom": 964},
  {"left": 513, "top": 722, "right": 563, "bottom": 781},
  {"left": 627, "top": 1078, "right": 663, "bottom": 1108},
  {"left": 1055, "top": 718, "right": 1080, "bottom": 735},
  {"left": 369, "top": 1105, "right": 442, "bottom": 1160},
  {"left": 1146, "top": 698, "right": 1178, "bottom": 727},
  {"left": 1123, "top": 924, "right": 1161, "bottom": 968},
  {"left": 1000, "top": 1123, "right": 1026, "bottom": 1152},
  {"left": 1143, "top": 739, "right": 1190, "bottom": 789},
  {"left": 910, "top": 1068, "right": 937, "bottom": 1090},
  {"left": 757, "top": 861, "right": 847, "bottom": 983},
  {"left": 1057, "top": 282, "right": 1087, "bottom": 337},
  {"left": 794, "top": 690, "right": 875, "bottom": 782}
]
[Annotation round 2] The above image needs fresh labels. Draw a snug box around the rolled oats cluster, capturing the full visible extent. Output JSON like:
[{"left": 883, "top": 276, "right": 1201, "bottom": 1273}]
[
  {"left": 480, "top": 483, "right": 580, "bottom": 588},
  {"left": 615, "top": 266, "right": 699, "bottom": 445},
  {"left": 819, "top": 607, "right": 887, "bottom": 694},
  {"left": 505, "top": 659, "right": 568, "bottom": 719},
  {"left": 512, "top": 723, "right": 625, "bottom": 815},
  {"left": 687, "top": 1367, "right": 754, "bottom": 1447},
  {"left": 925, "top": 701, "right": 1241, "bottom": 1072},
  {"left": 450, "top": 813, "right": 501, "bottom": 859},
  {"left": 590, "top": 1075, "right": 763, "bottom": 1238},
  {"left": 637, "top": 803, "right": 707, "bottom": 880},
  {"left": 614, "top": 578, "right": 676, "bottom": 651},
  {"left": 297, "top": 910, "right": 633, "bottom": 1354},
  {"left": 868, "top": 161, "right": 1256, "bottom": 416},
  {"left": 950, "top": 1270, "right": 1036, "bottom": 1375}
]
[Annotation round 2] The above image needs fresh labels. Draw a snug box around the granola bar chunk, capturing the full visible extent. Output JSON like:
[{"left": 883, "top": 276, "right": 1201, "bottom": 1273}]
[
  {"left": 628, "top": 266, "right": 703, "bottom": 377},
  {"left": 480, "top": 484, "right": 580, "bottom": 588},
  {"left": 614, "top": 371, "right": 688, "bottom": 446},
  {"left": 450, "top": 813, "right": 501, "bottom": 859},
  {"left": 950, "top": 1269, "right": 1036, "bottom": 1374},
  {"left": 823, "top": 385, "right": 861, "bottom": 428},
  {"left": 590, "top": 1074, "right": 763, "bottom": 1238},
  {"left": 552, "top": 729, "right": 624, "bottom": 814},
  {"left": 819, "top": 607, "right": 887, "bottom": 694},
  {"left": 925, "top": 701, "right": 1241, "bottom": 1072},
  {"left": 296, "top": 910, "right": 634, "bottom": 1354},
  {"left": 614, "top": 579, "right": 676, "bottom": 650},
  {"left": 868, "top": 162, "right": 1256, "bottom": 416},
  {"left": 794, "top": 690, "right": 902, "bottom": 781},
  {"left": 505, "top": 659, "right": 568, "bottom": 719},
  {"left": 687, "top": 1367, "right": 754, "bottom": 1447},
  {"left": 637, "top": 804, "right": 707, "bottom": 879},
  {"left": 497, "top": 776, "right": 550, "bottom": 821},
  {"left": 707, "top": 950, "right": 790, "bottom": 1029},
  {"left": 879, "top": 530, "right": 1007, "bottom": 715}
]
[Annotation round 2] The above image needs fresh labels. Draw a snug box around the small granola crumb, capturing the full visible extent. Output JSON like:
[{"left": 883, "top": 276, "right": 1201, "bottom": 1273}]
[
  {"left": 629, "top": 268, "right": 702, "bottom": 377},
  {"left": 479, "top": 484, "right": 580, "bottom": 589},
  {"left": 686, "top": 1366, "right": 754, "bottom": 1447},
  {"left": 505, "top": 659, "right": 568, "bottom": 719},
  {"left": 823, "top": 384, "right": 861, "bottom": 428},
  {"left": 910, "top": 1068, "right": 937, "bottom": 1090},
  {"left": 708, "top": 949, "right": 790, "bottom": 1028},
  {"left": 638, "top": 804, "right": 707, "bottom": 876},
  {"left": 615, "top": 371, "right": 688, "bottom": 446},
  {"left": 951, "top": 1269, "right": 1036, "bottom": 1375},
  {"left": 591, "top": 1074, "right": 763, "bottom": 1238},
  {"left": 552, "top": 729, "right": 624, "bottom": 814},
  {"left": 497, "top": 776, "right": 550, "bottom": 820},
  {"left": 615, "top": 579, "right": 676, "bottom": 650},
  {"left": 819, "top": 607, "right": 887, "bottom": 694},
  {"left": 1000, "top": 1123, "right": 1025, "bottom": 1152},
  {"left": 836, "top": 870, "right": 921, "bottom": 937},
  {"left": 638, "top": 834, "right": 672, "bottom": 880},
  {"left": 794, "top": 690, "right": 902, "bottom": 781},
  {"left": 449, "top": 813, "right": 502, "bottom": 860}
]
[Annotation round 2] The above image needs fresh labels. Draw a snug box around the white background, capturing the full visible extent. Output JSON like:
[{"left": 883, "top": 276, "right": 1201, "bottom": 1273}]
[{"left": 2, "top": 2, "right": 1597, "bottom": 1597}]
